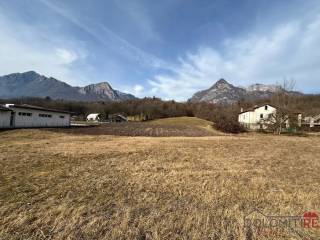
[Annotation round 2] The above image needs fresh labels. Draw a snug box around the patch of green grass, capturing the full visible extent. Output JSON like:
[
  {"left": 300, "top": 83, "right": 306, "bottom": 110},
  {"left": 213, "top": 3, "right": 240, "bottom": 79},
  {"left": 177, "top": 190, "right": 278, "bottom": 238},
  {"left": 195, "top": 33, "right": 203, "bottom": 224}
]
[
  {"left": 149, "top": 117, "right": 223, "bottom": 135},
  {"left": 149, "top": 117, "right": 212, "bottom": 127}
]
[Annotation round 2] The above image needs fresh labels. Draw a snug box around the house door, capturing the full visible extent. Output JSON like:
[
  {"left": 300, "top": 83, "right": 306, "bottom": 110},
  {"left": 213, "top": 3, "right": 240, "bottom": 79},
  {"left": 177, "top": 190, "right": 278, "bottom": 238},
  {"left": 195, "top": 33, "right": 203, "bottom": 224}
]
[{"left": 10, "top": 112, "right": 15, "bottom": 127}]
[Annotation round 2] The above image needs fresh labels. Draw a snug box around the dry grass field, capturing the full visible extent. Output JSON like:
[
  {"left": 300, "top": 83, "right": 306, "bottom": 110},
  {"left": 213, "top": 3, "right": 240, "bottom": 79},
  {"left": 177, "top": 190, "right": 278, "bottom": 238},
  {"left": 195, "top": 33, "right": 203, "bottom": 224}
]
[{"left": 0, "top": 125, "right": 320, "bottom": 239}]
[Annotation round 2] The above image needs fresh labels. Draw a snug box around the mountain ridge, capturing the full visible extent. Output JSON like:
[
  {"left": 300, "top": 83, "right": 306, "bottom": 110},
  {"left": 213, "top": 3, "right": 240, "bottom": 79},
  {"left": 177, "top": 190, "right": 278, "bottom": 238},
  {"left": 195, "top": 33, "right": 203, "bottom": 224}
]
[
  {"left": 189, "top": 79, "right": 298, "bottom": 104},
  {"left": 0, "top": 71, "right": 136, "bottom": 102}
]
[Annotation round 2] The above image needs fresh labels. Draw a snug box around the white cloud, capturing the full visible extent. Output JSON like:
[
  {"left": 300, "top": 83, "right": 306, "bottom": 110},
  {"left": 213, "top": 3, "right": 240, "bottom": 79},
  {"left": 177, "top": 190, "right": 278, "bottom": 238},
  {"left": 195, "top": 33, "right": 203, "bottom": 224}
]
[
  {"left": 39, "top": 0, "right": 171, "bottom": 70},
  {"left": 55, "top": 48, "right": 79, "bottom": 64},
  {"left": 0, "top": 12, "right": 89, "bottom": 86},
  {"left": 133, "top": 84, "right": 145, "bottom": 95},
  {"left": 121, "top": 84, "right": 145, "bottom": 98},
  {"left": 148, "top": 15, "right": 320, "bottom": 101}
]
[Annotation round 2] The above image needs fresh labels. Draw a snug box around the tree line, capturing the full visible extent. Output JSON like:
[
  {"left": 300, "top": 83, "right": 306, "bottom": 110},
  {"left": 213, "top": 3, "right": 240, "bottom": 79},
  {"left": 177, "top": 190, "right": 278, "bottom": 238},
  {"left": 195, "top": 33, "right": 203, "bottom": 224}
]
[{"left": 1, "top": 92, "right": 319, "bottom": 133}]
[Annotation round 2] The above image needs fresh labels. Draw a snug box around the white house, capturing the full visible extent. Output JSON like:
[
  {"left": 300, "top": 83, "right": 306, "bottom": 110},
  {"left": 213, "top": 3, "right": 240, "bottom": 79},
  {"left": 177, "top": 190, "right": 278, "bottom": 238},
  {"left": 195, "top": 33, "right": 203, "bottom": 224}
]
[
  {"left": 238, "top": 104, "right": 277, "bottom": 130},
  {"left": 239, "top": 104, "right": 303, "bottom": 130},
  {"left": 87, "top": 113, "right": 101, "bottom": 122},
  {"left": 0, "top": 106, "right": 13, "bottom": 128},
  {"left": 0, "top": 104, "right": 71, "bottom": 129}
]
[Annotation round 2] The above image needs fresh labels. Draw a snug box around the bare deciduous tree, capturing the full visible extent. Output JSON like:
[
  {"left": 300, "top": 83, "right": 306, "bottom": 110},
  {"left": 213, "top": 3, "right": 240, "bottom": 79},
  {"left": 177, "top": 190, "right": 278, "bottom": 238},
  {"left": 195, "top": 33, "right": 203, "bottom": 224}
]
[{"left": 264, "top": 79, "right": 299, "bottom": 134}]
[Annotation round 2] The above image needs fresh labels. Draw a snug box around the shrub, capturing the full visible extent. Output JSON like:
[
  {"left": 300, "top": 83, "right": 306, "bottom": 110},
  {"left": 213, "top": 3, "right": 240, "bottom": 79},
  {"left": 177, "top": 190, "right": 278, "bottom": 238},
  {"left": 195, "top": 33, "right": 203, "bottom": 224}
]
[{"left": 213, "top": 116, "right": 246, "bottom": 134}]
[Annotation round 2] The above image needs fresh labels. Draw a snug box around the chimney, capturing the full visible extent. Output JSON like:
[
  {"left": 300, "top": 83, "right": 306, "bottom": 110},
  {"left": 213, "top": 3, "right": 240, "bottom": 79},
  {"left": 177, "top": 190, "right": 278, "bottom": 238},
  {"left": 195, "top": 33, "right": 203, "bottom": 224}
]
[
  {"left": 240, "top": 107, "right": 244, "bottom": 112},
  {"left": 298, "top": 114, "right": 302, "bottom": 127}
]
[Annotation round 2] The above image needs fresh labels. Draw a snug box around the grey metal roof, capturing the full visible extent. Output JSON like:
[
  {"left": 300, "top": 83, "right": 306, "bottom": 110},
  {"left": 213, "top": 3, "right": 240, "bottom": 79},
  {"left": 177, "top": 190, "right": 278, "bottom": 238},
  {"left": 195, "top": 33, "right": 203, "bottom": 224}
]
[
  {"left": 239, "top": 104, "right": 278, "bottom": 114},
  {"left": 7, "top": 104, "right": 72, "bottom": 114}
]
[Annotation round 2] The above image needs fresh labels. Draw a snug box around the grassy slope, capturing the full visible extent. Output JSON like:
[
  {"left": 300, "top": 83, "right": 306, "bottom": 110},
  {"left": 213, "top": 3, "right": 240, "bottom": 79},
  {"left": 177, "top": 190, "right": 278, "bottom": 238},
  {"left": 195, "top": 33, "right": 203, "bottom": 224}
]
[
  {"left": 52, "top": 117, "right": 224, "bottom": 137},
  {"left": 149, "top": 117, "right": 213, "bottom": 126},
  {"left": 1, "top": 130, "right": 319, "bottom": 239},
  {"left": 149, "top": 117, "right": 222, "bottom": 135}
]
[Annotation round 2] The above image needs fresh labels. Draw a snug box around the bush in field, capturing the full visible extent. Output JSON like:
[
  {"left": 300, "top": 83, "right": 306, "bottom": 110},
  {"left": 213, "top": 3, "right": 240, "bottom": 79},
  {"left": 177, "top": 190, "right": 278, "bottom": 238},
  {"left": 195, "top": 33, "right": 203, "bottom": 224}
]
[{"left": 213, "top": 115, "right": 246, "bottom": 133}]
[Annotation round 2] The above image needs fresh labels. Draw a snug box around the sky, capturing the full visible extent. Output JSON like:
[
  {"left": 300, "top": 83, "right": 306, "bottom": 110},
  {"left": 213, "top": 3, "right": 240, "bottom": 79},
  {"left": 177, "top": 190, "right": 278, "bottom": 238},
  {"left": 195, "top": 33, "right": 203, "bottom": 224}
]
[{"left": 0, "top": 0, "right": 319, "bottom": 101}]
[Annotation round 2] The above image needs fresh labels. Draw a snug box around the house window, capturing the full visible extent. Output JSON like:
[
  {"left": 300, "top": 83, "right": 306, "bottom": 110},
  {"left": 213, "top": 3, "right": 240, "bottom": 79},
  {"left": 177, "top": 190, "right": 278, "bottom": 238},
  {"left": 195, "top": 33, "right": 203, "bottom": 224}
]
[
  {"left": 260, "top": 114, "right": 264, "bottom": 119},
  {"left": 18, "top": 112, "right": 32, "bottom": 117},
  {"left": 59, "top": 116, "right": 65, "bottom": 119},
  {"left": 39, "top": 113, "right": 52, "bottom": 118},
  {"left": 265, "top": 106, "right": 268, "bottom": 110}
]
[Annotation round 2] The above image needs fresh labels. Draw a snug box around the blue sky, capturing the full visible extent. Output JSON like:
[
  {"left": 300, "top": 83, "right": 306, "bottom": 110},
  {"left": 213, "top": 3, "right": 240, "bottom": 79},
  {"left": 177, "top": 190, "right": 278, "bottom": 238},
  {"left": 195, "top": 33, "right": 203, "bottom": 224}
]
[{"left": 0, "top": 0, "right": 319, "bottom": 100}]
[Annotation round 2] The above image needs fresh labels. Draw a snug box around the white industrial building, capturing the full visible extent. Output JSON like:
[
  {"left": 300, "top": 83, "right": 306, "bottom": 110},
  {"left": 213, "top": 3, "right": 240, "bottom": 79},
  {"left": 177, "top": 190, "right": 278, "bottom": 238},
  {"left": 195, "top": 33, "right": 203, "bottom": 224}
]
[{"left": 0, "top": 104, "right": 71, "bottom": 129}]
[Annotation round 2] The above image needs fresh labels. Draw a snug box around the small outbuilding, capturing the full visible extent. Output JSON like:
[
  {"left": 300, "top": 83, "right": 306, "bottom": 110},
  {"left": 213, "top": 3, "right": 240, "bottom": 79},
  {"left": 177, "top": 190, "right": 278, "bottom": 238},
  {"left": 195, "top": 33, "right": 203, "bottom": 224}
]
[
  {"left": 87, "top": 113, "right": 101, "bottom": 122},
  {"left": 108, "top": 114, "right": 127, "bottom": 123},
  {"left": 127, "top": 113, "right": 149, "bottom": 122}
]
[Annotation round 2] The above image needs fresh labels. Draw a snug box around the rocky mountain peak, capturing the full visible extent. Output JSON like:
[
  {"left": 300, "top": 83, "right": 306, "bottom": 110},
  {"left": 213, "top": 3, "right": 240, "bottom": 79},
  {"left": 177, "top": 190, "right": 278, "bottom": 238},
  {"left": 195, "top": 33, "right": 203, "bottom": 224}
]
[
  {"left": 79, "top": 82, "right": 119, "bottom": 100},
  {"left": 94, "top": 82, "right": 113, "bottom": 88},
  {"left": 210, "top": 79, "right": 233, "bottom": 90},
  {"left": 82, "top": 82, "right": 113, "bottom": 93},
  {"left": 189, "top": 79, "right": 246, "bottom": 104},
  {"left": 189, "top": 79, "right": 286, "bottom": 105},
  {"left": 214, "top": 78, "right": 229, "bottom": 86},
  {"left": 22, "top": 71, "right": 38, "bottom": 77}
]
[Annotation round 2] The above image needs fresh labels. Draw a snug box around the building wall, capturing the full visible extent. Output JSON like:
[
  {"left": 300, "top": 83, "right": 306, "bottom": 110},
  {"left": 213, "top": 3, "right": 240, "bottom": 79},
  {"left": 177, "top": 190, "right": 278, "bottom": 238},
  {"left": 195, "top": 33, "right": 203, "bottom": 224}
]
[
  {"left": 239, "top": 111, "right": 259, "bottom": 129},
  {"left": 127, "top": 114, "right": 148, "bottom": 122},
  {"left": 239, "top": 111, "right": 253, "bottom": 124},
  {"left": 253, "top": 105, "right": 276, "bottom": 123},
  {"left": 0, "top": 111, "right": 11, "bottom": 128},
  {"left": 10, "top": 107, "right": 70, "bottom": 128}
]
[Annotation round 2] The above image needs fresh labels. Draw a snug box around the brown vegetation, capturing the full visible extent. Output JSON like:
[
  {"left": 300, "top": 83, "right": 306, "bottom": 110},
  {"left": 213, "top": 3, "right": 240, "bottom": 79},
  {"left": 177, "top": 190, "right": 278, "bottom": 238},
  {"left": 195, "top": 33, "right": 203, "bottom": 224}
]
[
  {"left": 1, "top": 130, "right": 319, "bottom": 239},
  {"left": 213, "top": 116, "right": 246, "bottom": 134},
  {"left": 50, "top": 117, "right": 222, "bottom": 137}
]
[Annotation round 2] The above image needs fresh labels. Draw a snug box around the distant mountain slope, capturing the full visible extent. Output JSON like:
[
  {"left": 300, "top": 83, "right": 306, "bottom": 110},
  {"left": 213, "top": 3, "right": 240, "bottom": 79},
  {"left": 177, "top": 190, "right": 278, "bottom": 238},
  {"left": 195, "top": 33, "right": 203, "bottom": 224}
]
[
  {"left": 189, "top": 79, "right": 290, "bottom": 104},
  {"left": 246, "top": 83, "right": 280, "bottom": 92},
  {"left": 0, "top": 71, "right": 136, "bottom": 101},
  {"left": 189, "top": 79, "right": 247, "bottom": 104}
]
